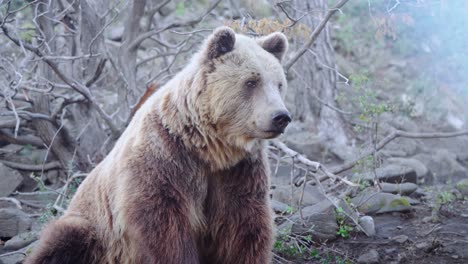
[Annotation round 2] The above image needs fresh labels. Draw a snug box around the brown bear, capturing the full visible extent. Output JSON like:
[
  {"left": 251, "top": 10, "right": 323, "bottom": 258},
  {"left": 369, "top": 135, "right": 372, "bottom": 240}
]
[{"left": 25, "top": 26, "right": 291, "bottom": 264}]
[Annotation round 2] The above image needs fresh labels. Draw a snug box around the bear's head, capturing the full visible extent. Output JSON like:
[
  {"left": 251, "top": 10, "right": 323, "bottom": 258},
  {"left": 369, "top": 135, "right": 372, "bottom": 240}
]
[{"left": 193, "top": 27, "right": 291, "bottom": 150}]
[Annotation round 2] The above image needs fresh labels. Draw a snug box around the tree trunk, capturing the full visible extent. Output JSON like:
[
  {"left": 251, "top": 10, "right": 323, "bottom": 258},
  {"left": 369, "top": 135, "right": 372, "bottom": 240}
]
[
  {"left": 291, "top": 0, "right": 352, "bottom": 159},
  {"left": 33, "top": 0, "right": 87, "bottom": 172},
  {"left": 119, "top": 0, "right": 147, "bottom": 114},
  {"left": 66, "top": 0, "right": 110, "bottom": 164}
]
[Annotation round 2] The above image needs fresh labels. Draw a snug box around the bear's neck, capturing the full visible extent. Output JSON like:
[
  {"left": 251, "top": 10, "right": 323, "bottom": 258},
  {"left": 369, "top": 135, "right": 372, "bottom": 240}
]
[{"left": 156, "top": 83, "right": 259, "bottom": 171}]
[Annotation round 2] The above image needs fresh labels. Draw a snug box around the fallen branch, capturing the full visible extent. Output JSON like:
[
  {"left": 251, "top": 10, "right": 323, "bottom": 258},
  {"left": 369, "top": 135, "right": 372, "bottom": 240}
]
[
  {"left": 1, "top": 160, "right": 61, "bottom": 171},
  {"left": 284, "top": 0, "right": 350, "bottom": 71},
  {"left": 270, "top": 139, "right": 358, "bottom": 187},
  {"left": 271, "top": 139, "right": 320, "bottom": 171}
]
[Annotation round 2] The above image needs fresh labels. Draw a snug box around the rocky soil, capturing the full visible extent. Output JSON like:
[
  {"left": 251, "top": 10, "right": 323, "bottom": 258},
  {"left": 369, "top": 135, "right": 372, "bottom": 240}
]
[{"left": 268, "top": 120, "right": 468, "bottom": 264}]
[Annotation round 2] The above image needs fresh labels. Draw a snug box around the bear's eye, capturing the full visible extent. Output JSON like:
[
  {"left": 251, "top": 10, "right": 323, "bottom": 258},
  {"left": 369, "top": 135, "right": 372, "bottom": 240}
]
[
  {"left": 245, "top": 80, "right": 257, "bottom": 89},
  {"left": 278, "top": 83, "right": 283, "bottom": 91}
]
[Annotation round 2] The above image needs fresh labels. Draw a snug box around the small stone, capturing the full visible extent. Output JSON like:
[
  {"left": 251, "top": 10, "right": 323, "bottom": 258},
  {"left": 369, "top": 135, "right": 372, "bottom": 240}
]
[
  {"left": 392, "top": 234, "right": 408, "bottom": 244},
  {"left": 358, "top": 249, "right": 380, "bottom": 264},
  {"left": 384, "top": 248, "right": 396, "bottom": 254},
  {"left": 422, "top": 216, "right": 432, "bottom": 223},
  {"left": 415, "top": 242, "right": 429, "bottom": 250},
  {"left": 359, "top": 216, "right": 376, "bottom": 236},
  {"left": 452, "top": 255, "right": 459, "bottom": 259}
]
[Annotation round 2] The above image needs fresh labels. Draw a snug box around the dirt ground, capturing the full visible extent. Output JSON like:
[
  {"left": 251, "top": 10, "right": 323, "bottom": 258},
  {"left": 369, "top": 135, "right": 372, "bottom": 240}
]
[{"left": 296, "top": 200, "right": 468, "bottom": 264}]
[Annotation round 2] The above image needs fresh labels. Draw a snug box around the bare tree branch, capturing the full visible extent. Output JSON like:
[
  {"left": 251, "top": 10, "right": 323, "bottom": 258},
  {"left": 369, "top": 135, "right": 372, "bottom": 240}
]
[
  {"left": 128, "top": 0, "right": 222, "bottom": 51},
  {"left": 284, "top": 0, "right": 350, "bottom": 72},
  {"left": 0, "top": 17, "right": 120, "bottom": 137}
]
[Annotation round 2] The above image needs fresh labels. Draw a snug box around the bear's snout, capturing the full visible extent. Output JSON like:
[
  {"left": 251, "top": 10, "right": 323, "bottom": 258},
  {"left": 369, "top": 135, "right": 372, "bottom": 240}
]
[{"left": 270, "top": 110, "right": 291, "bottom": 133}]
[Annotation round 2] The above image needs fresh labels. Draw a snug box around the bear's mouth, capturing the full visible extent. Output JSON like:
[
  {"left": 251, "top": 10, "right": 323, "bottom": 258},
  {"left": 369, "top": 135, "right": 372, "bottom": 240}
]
[{"left": 261, "top": 130, "right": 283, "bottom": 139}]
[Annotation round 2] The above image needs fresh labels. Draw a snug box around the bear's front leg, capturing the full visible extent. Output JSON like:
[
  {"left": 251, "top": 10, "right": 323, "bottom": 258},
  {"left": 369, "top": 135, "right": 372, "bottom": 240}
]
[
  {"left": 124, "top": 183, "right": 200, "bottom": 264},
  {"left": 206, "top": 158, "right": 274, "bottom": 264}
]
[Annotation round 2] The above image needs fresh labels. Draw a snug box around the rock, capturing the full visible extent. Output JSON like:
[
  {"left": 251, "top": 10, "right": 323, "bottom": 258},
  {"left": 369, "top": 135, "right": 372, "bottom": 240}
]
[
  {"left": 387, "top": 157, "right": 430, "bottom": 183},
  {"left": 415, "top": 241, "right": 429, "bottom": 250},
  {"left": 404, "top": 196, "right": 420, "bottom": 205},
  {"left": 380, "top": 149, "right": 407, "bottom": 158},
  {"left": 0, "top": 197, "right": 22, "bottom": 209},
  {"left": 0, "top": 241, "right": 38, "bottom": 264},
  {"left": 0, "top": 209, "right": 32, "bottom": 237},
  {"left": 359, "top": 216, "right": 376, "bottom": 236},
  {"left": 271, "top": 184, "right": 326, "bottom": 208},
  {"left": 45, "top": 170, "right": 60, "bottom": 184},
  {"left": 270, "top": 164, "right": 300, "bottom": 186},
  {"left": 385, "top": 138, "right": 419, "bottom": 157},
  {"left": 455, "top": 179, "right": 468, "bottom": 197},
  {"left": 0, "top": 163, "right": 23, "bottom": 197},
  {"left": 0, "top": 253, "right": 23, "bottom": 264},
  {"left": 279, "top": 200, "right": 339, "bottom": 242},
  {"left": 357, "top": 249, "right": 380, "bottom": 264},
  {"left": 351, "top": 191, "right": 412, "bottom": 215},
  {"left": 413, "top": 150, "right": 467, "bottom": 184},
  {"left": 283, "top": 132, "right": 324, "bottom": 160},
  {"left": 412, "top": 188, "right": 429, "bottom": 198},
  {"left": 381, "top": 182, "right": 418, "bottom": 195},
  {"left": 3, "top": 231, "right": 39, "bottom": 251},
  {"left": 11, "top": 191, "right": 58, "bottom": 208},
  {"left": 337, "top": 199, "right": 359, "bottom": 224},
  {"left": 353, "top": 164, "right": 417, "bottom": 184},
  {"left": 389, "top": 116, "right": 419, "bottom": 133},
  {"left": 0, "top": 144, "right": 23, "bottom": 154},
  {"left": 392, "top": 234, "right": 408, "bottom": 243},
  {"left": 270, "top": 199, "right": 289, "bottom": 214}
]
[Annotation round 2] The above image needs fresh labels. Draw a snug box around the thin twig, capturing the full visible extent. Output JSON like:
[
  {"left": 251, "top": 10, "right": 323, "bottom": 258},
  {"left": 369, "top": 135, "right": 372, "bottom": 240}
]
[
  {"left": 284, "top": 0, "right": 350, "bottom": 72},
  {"left": 311, "top": 173, "right": 371, "bottom": 237},
  {"left": 128, "top": 0, "right": 222, "bottom": 51}
]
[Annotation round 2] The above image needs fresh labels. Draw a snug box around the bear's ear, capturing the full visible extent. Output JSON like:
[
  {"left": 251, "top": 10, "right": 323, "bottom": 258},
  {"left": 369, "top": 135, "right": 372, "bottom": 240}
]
[
  {"left": 205, "top": 27, "right": 236, "bottom": 60},
  {"left": 257, "top": 32, "right": 288, "bottom": 62}
]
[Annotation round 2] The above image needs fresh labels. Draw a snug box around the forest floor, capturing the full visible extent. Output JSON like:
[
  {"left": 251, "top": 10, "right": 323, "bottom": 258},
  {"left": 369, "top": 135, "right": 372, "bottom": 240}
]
[{"left": 311, "top": 200, "right": 468, "bottom": 264}]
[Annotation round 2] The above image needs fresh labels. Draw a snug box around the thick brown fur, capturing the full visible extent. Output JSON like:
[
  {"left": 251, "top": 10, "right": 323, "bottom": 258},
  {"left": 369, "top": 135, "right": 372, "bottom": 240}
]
[{"left": 25, "top": 27, "right": 289, "bottom": 264}]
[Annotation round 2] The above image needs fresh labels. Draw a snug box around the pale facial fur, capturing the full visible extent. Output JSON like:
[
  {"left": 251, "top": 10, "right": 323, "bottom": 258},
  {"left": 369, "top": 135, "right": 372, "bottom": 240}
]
[{"left": 193, "top": 29, "right": 291, "bottom": 151}]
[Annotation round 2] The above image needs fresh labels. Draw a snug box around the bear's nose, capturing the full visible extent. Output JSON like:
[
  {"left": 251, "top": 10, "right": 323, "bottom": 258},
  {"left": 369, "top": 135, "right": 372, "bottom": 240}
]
[{"left": 271, "top": 111, "right": 292, "bottom": 132}]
